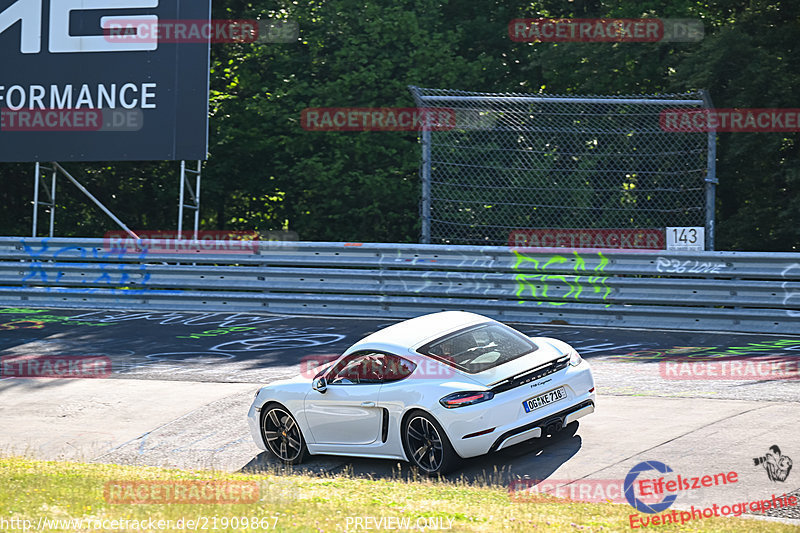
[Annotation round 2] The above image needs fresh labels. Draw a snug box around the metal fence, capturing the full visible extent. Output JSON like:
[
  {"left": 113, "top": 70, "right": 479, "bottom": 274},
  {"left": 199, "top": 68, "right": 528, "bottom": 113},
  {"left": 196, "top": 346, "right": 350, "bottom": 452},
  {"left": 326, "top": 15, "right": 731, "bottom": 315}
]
[
  {"left": 0, "top": 237, "right": 798, "bottom": 334},
  {"left": 408, "top": 87, "right": 715, "bottom": 248}
]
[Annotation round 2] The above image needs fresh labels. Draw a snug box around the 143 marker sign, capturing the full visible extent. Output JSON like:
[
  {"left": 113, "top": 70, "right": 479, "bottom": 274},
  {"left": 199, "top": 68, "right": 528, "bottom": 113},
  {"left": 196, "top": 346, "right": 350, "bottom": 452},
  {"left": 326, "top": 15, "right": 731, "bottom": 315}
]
[{"left": 666, "top": 227, "right": 705, "bottom": 251}]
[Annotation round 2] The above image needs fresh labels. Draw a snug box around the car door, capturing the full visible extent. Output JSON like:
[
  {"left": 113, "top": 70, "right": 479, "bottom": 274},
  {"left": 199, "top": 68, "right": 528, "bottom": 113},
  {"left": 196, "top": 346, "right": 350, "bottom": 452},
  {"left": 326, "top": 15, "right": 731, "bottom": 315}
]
[{"left": 303, "top": 351, "right": 385, "bottom": 445}]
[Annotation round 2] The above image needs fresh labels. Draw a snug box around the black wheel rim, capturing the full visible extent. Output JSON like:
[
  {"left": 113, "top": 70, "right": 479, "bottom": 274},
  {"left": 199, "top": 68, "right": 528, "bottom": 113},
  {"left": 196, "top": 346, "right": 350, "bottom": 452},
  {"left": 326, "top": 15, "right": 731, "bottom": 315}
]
[
  {"left": 406, "top": 416, "right": 444, "bottom": 473},
  {"left": 262, "top": 407, "right": 303, "bottom": 462}
]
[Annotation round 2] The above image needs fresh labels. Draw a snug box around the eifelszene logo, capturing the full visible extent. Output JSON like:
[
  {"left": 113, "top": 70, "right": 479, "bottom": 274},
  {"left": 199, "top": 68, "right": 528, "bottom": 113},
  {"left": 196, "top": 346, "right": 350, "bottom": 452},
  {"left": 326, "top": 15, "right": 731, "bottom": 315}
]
[
  {"left": 624, "top": 461, "right": 678, "bottom": 514},
  {"left": 624, "top": 461, "right": 739, "bottom": 515}
]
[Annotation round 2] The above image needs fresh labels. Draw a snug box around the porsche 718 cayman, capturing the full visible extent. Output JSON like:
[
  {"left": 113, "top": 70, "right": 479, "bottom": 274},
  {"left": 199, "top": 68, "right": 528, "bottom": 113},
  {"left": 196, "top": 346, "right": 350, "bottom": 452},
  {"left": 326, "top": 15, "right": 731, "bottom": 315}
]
[{"left": 247, "top": 311, "right": 595, "bottom": 475}]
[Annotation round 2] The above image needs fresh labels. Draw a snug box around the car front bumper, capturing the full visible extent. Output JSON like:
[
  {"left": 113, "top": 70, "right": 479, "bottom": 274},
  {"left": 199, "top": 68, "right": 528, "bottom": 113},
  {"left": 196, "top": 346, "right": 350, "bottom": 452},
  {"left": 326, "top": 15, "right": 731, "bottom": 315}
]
[{"left": 247, "top": 400, "right": 268, "bottom": 452}]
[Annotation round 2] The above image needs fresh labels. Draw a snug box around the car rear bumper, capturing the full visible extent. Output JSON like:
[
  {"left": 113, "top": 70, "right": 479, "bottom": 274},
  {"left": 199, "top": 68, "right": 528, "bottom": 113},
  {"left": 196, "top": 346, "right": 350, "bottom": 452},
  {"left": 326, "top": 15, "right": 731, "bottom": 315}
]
[
  {"left": 490, "top": 399, "right": 594, "bottom": 451},
  {"left": 435, "top": 362, "right": 595, "bottom": 458}
]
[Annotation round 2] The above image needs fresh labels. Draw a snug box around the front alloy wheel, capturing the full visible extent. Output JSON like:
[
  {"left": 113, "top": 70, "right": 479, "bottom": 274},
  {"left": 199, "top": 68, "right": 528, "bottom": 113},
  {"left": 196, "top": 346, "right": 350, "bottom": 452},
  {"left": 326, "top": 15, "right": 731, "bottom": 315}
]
[
  {"left": 261, "top": 405, "right": 307, "bottom": 464},
  {"left": 403, "top": 413, "right": 457, "bottom": 475}
]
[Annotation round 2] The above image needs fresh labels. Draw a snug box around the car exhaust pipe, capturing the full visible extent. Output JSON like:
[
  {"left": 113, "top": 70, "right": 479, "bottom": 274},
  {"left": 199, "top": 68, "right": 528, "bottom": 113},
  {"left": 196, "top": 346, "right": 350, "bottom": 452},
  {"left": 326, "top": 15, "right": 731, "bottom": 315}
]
[{"left": 543, "top": 418, "right": 563, "bottom": 436}]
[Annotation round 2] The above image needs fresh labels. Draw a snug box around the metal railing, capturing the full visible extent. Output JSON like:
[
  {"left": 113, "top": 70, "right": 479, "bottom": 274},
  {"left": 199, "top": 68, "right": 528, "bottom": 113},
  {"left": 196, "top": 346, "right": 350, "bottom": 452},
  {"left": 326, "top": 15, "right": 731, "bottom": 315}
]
[
  {"left": 0, "top": 237, "right": 798, "bottom": 334},
  {"left": 408, "top": 87, "right": 716, "bottom": 249}
]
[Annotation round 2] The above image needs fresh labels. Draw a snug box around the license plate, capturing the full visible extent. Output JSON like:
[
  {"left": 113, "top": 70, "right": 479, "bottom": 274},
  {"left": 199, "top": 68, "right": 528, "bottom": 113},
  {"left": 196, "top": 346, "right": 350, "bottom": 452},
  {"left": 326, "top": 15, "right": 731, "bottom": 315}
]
[{"left": 523, "top": 387, "right": 567, "bottom": 413}]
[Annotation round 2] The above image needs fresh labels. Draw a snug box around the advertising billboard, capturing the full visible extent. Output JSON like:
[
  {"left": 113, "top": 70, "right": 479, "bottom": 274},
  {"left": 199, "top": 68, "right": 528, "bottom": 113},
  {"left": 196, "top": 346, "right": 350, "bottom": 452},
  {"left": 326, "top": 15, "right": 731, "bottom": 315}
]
[{"left": 0, "top": 0, "right": 211, "bottom": 162}]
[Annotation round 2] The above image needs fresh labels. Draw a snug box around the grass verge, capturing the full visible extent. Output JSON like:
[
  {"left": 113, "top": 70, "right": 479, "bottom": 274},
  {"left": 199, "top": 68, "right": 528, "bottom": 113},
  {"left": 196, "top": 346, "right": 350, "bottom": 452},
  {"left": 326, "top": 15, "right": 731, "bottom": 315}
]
[{"left": 0, "top": 456, "right": 797, "bottom": 532}]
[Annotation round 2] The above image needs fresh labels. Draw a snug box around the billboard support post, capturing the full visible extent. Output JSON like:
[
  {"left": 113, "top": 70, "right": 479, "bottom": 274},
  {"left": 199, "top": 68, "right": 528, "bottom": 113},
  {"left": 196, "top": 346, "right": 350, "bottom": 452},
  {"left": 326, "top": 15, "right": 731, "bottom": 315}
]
[
  {"left": 178, "top": 161, "right": 202, "bottom": 240},
  {"left": 32, "top": 163, "right": 39, "bottom": 237},
  {"left": 30, "top": 163, "right": 139, "bottom": 240},
  {"left": 48, "top": 164, "right": 56, "bottom": 237},
  {"left": 32, "top": 162, "right": 58, "bottom": 238}
]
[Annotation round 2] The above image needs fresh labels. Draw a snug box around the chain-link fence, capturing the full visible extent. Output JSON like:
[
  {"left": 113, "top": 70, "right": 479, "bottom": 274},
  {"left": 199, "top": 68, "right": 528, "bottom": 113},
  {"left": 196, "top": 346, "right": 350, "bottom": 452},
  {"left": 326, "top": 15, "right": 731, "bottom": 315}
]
[{"left": 409, "top": 87, "right": 715, "bottom": 248}]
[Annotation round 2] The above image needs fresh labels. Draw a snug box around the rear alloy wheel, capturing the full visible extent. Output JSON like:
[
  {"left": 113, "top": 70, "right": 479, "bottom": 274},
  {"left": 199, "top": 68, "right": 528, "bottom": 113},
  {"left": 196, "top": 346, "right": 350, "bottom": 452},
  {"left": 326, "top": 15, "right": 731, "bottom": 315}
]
[
  {"left": 403, "top": 412, "right": 458, "bottom": 476},
  {"left": 261, "top": 404, "right": 307, "bottom": 464}
]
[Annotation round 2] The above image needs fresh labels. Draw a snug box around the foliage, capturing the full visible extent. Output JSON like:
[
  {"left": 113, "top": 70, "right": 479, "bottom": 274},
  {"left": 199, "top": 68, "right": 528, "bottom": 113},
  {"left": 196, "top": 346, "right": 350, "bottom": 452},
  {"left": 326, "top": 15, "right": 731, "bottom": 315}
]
[{"left": 0, "top": 0, "right": 797, "bottom": 250}]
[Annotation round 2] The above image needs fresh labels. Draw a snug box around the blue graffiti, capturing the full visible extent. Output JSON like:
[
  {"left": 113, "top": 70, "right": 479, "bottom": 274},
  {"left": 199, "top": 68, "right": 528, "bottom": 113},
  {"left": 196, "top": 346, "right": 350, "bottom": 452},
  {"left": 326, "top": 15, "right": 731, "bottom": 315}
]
[{"left": 20, "top": 238, "right": 154, "bottom": 295}]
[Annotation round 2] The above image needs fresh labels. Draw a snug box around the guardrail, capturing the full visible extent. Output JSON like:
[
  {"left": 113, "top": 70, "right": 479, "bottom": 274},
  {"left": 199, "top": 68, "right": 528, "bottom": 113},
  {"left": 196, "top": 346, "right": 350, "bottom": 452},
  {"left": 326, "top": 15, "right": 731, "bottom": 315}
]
[{"left": 0, "top": 237, "right": 798, "bottom": 334}]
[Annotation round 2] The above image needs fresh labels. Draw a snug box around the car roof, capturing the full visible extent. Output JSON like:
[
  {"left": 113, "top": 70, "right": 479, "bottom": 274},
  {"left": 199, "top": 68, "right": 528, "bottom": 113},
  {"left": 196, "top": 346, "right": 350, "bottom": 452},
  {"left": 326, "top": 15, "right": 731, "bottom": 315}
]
[{"left": 344, "top": 311, "right": 493, "bottom": 356}]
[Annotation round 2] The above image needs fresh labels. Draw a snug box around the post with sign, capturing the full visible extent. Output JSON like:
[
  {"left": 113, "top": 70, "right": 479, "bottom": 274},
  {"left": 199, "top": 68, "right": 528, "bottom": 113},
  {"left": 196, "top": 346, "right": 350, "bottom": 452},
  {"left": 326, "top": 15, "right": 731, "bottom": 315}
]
[
  {"left": 666, "top": 227, "right": 705, "bottom": 251},
  {"left": 0, "top": 0, "right": 211, "bottom": 237},
  {"left": 700, "top": 90, "right": 717, "bottom": 250}
]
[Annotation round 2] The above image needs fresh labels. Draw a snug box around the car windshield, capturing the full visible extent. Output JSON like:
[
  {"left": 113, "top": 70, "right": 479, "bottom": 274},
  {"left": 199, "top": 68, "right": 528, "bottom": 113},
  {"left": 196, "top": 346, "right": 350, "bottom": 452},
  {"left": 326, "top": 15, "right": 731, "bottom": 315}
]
[{"left": 418, "top": 323, "right": 537, "bottom": 374}]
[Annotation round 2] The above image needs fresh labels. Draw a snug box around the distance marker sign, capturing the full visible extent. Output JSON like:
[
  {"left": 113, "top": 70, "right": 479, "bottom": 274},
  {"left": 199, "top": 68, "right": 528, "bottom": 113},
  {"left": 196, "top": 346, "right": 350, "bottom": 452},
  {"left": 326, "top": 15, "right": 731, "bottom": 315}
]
[{"left": 0, "top": 0, "right": 211, "bottom": 162}]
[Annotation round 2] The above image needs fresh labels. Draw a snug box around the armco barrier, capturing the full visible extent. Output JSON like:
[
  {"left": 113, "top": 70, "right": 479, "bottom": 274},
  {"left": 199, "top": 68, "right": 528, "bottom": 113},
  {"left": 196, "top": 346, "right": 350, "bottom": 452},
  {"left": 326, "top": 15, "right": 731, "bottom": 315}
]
[{"left": 0, "top": 237, "right": 798, "bottom": 334}]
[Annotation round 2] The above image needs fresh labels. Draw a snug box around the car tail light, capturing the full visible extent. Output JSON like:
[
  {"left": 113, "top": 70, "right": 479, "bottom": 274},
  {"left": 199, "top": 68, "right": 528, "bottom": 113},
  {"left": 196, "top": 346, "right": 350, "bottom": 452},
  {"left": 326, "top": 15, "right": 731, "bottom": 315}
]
[
  {"left": 568, "top": 350, "right": 583, "bottom": 367},
  {"left": 439, "top": 391, "right": 494, "bottom": 409}
]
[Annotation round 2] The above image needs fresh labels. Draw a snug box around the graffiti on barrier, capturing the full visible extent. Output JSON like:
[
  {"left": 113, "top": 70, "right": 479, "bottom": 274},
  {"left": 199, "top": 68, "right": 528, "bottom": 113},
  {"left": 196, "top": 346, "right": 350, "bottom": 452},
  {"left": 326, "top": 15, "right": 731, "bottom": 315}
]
[
  {"left": 411, "top": 271, "right": 497, "bottom": 296},
  {"left": 512, "top": 250, "right": 611, "bottom": 306},
  {"left": 782, "top": 263, "right": 800, "bottom": 317},
  {"left": 655, "top": 257, "right": 726, "bottom": 274},
  {"left": 609, "top": 339, "right": 800, "bottom": 361},
  {"left": 20, "top": 238, "right": 152, "bottom": 294}
]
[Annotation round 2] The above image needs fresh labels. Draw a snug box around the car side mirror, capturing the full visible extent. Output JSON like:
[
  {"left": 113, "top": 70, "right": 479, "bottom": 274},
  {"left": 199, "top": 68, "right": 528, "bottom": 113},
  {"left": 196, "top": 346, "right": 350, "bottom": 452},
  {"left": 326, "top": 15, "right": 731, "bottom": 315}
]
[{"left": 312, "top": 376, "right": 327, "bottom": 393}]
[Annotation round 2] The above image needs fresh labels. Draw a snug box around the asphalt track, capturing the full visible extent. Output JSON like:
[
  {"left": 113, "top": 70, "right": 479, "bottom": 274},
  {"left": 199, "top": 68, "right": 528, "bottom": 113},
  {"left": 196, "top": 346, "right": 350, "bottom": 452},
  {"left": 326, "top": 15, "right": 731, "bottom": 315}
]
[{"left": 1, "top": 306, "right": 799, "bottom": 522}]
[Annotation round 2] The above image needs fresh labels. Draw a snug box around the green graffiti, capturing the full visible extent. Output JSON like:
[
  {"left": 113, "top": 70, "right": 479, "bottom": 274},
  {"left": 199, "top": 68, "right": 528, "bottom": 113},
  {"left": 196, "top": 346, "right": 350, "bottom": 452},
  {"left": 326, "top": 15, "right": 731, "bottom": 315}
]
[
  {"left": 512, "top": 250, "right": 611, "bottom": 307},
  {"left": 177, "top": 326, "right": 258, "bottom": 339},
  {"left": 610, "top": 339, "right": 800, "bottom": 361},
  {"left": 0, "top": 308, "right": 46, "bottom": 314},
  {"left": 0, "top": 312, "right": 112, "bottom": 327}
]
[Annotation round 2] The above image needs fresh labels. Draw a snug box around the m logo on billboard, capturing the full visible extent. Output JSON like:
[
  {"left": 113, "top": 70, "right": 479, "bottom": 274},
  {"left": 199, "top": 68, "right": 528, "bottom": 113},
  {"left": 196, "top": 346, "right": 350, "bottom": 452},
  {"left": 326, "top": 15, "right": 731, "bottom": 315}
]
[{"left": 0, "top": 0, "right": 158, "bottom": 53}]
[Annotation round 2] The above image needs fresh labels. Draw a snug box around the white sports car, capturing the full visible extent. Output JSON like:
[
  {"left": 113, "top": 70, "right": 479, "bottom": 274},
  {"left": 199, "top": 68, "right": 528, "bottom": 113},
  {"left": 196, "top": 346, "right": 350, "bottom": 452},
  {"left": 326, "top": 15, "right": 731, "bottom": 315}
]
[{"left": 247, "top": 311, "right": 595, "bottom": 475}]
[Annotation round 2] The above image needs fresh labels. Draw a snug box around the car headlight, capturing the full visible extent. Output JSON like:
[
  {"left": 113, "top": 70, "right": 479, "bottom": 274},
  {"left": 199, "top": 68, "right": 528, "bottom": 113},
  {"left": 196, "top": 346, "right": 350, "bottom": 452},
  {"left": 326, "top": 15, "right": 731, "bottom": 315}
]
[
  {"left": 439, "top": 391, "right": 494, "bottom": 409},
  {"left": 569, "top": 350, "right": 582, "bottom": 367}
]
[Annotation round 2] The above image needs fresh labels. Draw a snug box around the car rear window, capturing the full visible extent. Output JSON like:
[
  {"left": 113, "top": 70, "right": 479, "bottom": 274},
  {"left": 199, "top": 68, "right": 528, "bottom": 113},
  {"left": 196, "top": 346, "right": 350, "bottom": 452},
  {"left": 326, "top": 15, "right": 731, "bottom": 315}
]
[{"left": 417, "top": 323, "right": 538, "bottom": 374}]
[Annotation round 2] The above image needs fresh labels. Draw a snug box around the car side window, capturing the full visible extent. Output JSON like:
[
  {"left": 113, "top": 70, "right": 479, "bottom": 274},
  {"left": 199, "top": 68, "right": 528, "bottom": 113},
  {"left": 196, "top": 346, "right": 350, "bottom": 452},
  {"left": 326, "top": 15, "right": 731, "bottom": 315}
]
[
  {"left": 327, "top": 352, "right": 384, "bottom": 385},
  {"left": 382, "top": 355, "right": 417, "bottom": 383}
]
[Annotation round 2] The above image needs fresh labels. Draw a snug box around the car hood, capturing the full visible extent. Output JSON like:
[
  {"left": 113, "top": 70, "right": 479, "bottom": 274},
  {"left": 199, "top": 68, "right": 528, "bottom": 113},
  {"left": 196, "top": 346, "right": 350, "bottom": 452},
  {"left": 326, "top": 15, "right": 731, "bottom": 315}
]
[{"left": 460, "top": 337, "right": 571, "bottom": 388}]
